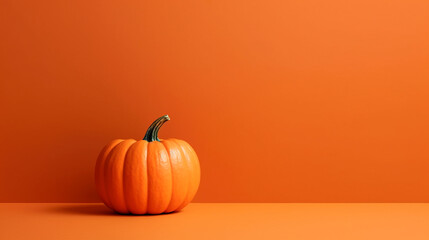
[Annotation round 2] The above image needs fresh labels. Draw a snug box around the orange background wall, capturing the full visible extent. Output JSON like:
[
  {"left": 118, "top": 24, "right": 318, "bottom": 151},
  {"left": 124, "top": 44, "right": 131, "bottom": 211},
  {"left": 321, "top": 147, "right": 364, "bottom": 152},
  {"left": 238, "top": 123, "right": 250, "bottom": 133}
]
[{"left": 1, "top": 0, "right": 428, "bottom": 203}]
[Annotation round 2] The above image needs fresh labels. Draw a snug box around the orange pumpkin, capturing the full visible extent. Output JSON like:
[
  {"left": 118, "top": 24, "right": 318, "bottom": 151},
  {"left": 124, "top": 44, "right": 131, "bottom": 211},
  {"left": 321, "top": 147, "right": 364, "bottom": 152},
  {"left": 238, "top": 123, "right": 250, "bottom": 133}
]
[{"left": 95, "top": 115, "right": 200, "bottom": 214}]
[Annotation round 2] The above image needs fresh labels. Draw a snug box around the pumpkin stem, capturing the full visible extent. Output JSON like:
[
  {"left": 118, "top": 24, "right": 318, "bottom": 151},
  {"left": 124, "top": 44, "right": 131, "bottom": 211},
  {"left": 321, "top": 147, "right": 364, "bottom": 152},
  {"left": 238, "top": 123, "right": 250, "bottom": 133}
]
[{"left": 143, "top": 115, "right": 170, "bottom": 142}]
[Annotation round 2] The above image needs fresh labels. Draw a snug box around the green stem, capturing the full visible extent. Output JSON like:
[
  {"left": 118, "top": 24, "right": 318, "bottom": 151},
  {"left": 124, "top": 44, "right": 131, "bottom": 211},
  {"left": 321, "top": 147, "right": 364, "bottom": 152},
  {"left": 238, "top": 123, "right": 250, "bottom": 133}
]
[{"left": 143, "top": 115, "right": 170, "bottom": 142}]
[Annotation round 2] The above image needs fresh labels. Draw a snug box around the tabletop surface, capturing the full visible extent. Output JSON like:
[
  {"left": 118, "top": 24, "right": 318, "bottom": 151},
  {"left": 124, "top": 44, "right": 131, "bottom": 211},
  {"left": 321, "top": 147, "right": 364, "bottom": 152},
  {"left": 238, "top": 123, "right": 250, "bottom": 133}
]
[{"left": 0, "top": 203, "right": 428, "bottom": 240}]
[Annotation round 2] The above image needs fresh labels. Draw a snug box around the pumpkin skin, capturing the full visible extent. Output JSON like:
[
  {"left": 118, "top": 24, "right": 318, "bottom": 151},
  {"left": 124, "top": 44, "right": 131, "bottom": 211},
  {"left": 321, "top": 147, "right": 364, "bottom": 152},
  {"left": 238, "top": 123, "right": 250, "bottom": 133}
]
[{"left": 95, "top": 115, "right": 200, "bottom": 214}]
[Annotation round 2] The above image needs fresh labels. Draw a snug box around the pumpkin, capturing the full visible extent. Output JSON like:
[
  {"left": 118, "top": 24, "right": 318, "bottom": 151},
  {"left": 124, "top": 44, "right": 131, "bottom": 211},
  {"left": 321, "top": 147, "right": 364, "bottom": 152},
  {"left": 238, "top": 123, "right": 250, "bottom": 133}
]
[{"left": 95, "top": 115, "right": 200, "bottom": 214}]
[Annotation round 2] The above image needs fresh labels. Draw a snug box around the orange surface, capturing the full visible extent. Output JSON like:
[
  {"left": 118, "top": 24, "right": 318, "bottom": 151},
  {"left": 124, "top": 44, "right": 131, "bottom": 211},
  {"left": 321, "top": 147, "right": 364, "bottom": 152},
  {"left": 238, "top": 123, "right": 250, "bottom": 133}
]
[
  {"left": 0, "top": 203, "right": 428, "bottom": 240},
  {"left": 1, "top": 0, "right": 429, "bottom": 203}
]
